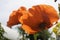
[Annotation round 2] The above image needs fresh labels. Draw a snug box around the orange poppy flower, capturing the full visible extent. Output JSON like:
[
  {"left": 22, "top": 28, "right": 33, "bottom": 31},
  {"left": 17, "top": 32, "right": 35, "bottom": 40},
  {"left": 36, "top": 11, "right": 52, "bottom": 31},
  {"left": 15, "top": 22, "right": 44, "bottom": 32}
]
[
  {"left": 7, "top": 7, "right": 26, "bottom": 27},
  {"left": 7, "top": 5, "right": 59, "bottom": 34}
]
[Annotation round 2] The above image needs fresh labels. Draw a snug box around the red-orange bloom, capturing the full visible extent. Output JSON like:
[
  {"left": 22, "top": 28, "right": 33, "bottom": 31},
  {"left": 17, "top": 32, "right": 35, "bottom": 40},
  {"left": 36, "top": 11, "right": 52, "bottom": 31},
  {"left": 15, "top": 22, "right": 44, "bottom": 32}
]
[{"left": 7, "top": 5, "right": 59, "bottom": 34}]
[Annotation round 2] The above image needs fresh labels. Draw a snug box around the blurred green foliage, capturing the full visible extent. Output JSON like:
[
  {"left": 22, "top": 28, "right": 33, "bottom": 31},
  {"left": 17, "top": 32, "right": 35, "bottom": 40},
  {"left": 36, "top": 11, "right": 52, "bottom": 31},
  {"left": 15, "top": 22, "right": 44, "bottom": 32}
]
[
  {"left": 34, "top": 29, "right": 51, "bottom": 40},
  {"left": 53, "top": 22, "right": 60, "bottom": 35},
  {"left": 0, "top": 22, "right": 10, "bottom": 40},
  {"left": 17, "top": 27, "right": 51, "bottom": 40}
]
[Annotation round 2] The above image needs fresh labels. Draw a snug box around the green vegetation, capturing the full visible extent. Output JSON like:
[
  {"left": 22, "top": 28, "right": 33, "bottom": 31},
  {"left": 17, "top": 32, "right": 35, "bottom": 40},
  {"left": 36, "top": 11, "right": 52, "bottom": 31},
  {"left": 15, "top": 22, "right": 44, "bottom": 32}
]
[
  {"left": 0, "top": 22, "right": 10, "bottom": 40},
  {"left": 53, "top": 22, "right": 60, "bottom": 35},
  {"left": 17, "top": 27, "right": 51, "bottom": 40},
  {"left": 34, "top": 30, "right": 51, "bottom": 40}
]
